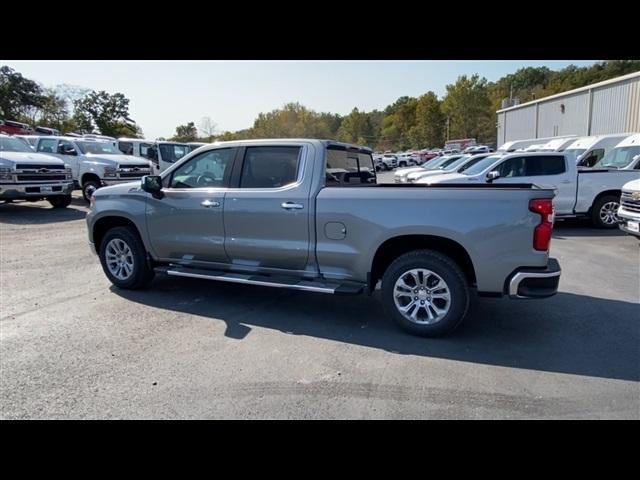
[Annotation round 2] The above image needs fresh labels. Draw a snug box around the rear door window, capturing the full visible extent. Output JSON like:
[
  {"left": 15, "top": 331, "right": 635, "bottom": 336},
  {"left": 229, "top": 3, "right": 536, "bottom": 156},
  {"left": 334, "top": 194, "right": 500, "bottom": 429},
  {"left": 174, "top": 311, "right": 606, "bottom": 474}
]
[
  {"left": 497, "top": 155, "right": 565, "bottom": 177},
  {"left": 325, "top": 147, "right": 376, "bottom": 186},
  {"left": 525, "top": 155, "right": 566, "bottom": 175}
]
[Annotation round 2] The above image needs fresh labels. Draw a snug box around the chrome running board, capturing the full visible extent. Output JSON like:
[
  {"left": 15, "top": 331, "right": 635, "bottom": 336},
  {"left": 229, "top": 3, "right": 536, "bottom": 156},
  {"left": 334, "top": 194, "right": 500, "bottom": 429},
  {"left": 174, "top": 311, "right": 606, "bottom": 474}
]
[{"left": 156, "top": 266, "right": 364, "bottom": 295}]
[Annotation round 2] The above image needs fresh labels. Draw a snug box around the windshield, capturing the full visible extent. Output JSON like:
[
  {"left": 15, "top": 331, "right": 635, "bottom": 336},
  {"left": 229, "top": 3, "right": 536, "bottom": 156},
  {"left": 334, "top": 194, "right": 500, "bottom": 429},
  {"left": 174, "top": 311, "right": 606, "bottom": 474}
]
[
  {"left": 461, "top": 155, "right": 503, "bottom": 176},
  {"left": 0, "top": 136, "right": 34, "bottom": 153},
  {"left": 422, "top": 156, "right": 450, "bottom": 170},
  {"left": 458, "top": 155, "right": 489, "bottom": 172},
  {"left": 442, "top": 155, "right": 473, "bottom": 171},
  {"left": 77, "top": 141, "right": 122, "bottom": 155},
  {"left": 159, "top": 143, "right": 190, "bottom": 163},
  {"left": 593, "top": 146, "right": 640, "bottom": 169}
]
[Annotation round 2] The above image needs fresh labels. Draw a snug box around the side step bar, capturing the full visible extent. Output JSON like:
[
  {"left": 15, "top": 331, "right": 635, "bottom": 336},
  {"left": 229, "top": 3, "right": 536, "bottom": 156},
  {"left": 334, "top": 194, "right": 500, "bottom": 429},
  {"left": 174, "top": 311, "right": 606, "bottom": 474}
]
[{"left": 154, "top": 266, "right": 364, "bottom": 295}]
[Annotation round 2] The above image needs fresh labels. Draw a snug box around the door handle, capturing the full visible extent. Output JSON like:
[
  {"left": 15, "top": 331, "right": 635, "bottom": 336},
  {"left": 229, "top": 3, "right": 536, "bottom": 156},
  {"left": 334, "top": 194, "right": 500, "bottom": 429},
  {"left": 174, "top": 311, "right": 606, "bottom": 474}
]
[
  {"left": 201, "top": 199, "right": 220, "bottom": 208},
  {"left": 560, "top": 180, "right": 571, "bottom": 184},
  {"left": 281, "top": 202, "right": 304, "bottom": 210}
]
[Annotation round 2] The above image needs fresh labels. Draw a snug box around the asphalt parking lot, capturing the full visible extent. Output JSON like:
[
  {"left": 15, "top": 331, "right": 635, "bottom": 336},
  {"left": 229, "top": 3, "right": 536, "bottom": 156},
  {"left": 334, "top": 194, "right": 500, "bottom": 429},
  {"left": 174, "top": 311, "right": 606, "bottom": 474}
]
[{"left": 1, "top": 188, "right": 639, "bottom": 419}]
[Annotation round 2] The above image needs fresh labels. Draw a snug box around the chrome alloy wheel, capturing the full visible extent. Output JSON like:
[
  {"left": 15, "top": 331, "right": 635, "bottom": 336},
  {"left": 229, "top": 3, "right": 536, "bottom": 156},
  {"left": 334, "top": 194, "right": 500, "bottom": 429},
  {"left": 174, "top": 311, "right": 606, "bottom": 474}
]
[
  {"left": 393, "top": 268, "right": 451, "bottom": 324},
  {"left": 105, "top": 238, "right": 135, "bottom": 280},
  {"left": 599, "top": 201, "right": 620, "bottom": 226}
]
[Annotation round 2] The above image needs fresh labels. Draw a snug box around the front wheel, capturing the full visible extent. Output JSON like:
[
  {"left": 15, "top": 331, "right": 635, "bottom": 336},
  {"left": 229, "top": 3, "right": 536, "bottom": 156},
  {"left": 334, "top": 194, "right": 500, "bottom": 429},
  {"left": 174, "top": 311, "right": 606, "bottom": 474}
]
[
  {"left": 381, "top": 250, "right": 470, "bottom": 337},
  {"left": 99, "top": 226, "right": 155, "bottom": 289},
  {"left": 591, "top": 195, "right": 620, "bottom": 229},
  {"left": 82, "top": 180, "right": 101, "bottom": 202},
  {"left": 48, "top": 195, "right": 72, "bottom": 208}
]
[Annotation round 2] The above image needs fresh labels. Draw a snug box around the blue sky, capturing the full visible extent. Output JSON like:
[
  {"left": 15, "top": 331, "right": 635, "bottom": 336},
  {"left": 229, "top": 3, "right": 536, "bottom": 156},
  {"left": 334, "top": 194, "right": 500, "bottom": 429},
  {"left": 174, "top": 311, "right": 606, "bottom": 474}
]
[{"left": 6, "top": 61, "right": 599, "bottom": 140}]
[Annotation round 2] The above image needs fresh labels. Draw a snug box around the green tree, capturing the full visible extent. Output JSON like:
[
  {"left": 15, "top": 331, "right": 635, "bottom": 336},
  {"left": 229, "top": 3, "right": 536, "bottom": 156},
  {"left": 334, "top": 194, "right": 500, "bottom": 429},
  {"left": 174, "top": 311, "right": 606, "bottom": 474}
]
[
  {"left": 337, "top": 108, "right": 373, "bottom": 145},
  {"left": 380, "top": 96, "right": 418, "bottom": 150},
  {"left": 172, "top": 122, "right": 198, "bottom": 142},
  {"left": 409, "top": 92, "right": 445, "bottom": 149},
  {"left": 0, "top": 65, "right": 46, "bottom": 119},
  {"left": 37, "top": 90, "right": 70, "bottom": 131},
  {"left": 73, "top": 90, "right": 139, "bottom": 137},
  {"left": 442, "top": 75, "right": 494, "bottom": 144}
]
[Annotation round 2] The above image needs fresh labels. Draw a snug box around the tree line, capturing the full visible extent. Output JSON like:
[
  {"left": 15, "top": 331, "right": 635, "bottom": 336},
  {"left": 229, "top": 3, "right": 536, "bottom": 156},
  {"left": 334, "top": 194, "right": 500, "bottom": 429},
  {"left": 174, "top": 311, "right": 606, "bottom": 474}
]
[
  {"left": 174, "top": 60, "right": 640, "bottom": 150},
  {"left": 3, "top": 61, "right": 639, "bottom": 150},
  {"left": 0, "top": 65, "right": 142, "bottom": 138}
]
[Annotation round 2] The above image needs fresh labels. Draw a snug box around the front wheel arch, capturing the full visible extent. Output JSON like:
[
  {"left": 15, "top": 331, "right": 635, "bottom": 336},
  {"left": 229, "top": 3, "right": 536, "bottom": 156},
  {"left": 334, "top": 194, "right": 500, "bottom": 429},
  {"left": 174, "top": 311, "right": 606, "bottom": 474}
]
[{"left": 93, "top": 216, "right": 146, "bottom": 255}]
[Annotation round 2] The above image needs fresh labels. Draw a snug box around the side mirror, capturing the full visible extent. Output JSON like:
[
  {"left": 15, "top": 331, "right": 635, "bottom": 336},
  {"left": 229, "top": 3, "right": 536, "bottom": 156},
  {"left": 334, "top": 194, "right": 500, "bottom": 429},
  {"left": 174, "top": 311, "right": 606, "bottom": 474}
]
[
  {"left": 141, "top": 175, "right": 164, "bottom": 199},
  {"left": 486, "top": 170, "right": 500, "bottom": 183}
]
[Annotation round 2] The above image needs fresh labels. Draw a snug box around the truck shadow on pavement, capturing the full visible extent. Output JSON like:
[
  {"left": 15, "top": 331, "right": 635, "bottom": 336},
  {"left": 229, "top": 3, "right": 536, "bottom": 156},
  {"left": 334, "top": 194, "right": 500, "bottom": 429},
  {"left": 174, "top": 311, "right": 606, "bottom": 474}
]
[
  {"left": 0, "top": 202, "right": 87, "bottom": 224},
  {"left": 112, "top": 276, "right": 640, "bottom": 382},
  {"left": 554, "top": 218, "right": 626, "bottom": 238}
]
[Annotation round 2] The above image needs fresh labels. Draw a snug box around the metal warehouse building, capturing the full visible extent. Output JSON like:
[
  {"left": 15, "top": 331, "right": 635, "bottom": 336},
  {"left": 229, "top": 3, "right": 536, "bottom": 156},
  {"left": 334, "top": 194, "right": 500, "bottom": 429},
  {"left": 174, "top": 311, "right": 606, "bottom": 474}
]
[{"left": 496, "top": 71, "right": 640, "bottom": 145}]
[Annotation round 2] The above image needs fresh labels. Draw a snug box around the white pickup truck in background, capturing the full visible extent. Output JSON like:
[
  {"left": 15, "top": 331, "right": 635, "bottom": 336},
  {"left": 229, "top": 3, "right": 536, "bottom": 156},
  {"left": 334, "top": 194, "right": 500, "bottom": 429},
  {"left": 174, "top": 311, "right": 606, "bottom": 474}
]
[
  {"left": 34, "top": 136, "right": 153, "bottom": 201},
  {"left": 618, "top": 179, "right": 640, "bottom": 239},
  {"left": 418, "top": 150, "right": 640, "bottom": 228}
]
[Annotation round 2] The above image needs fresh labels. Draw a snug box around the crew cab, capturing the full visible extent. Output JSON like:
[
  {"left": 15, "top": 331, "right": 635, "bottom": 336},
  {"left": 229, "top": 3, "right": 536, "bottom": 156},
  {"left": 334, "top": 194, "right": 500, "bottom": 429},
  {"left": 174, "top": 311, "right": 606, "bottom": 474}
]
[
  {"left": 34, "top": 136, "right": 153, "bottom": 201},
  {"left": 0, "top": 134, "right": 74, "bottom": 208},
  {"left": 418, "top": 150, "right": 640, "bottom": 228},
  {"left": 87, "top": 139, "right": 561, "bottom": 337}
]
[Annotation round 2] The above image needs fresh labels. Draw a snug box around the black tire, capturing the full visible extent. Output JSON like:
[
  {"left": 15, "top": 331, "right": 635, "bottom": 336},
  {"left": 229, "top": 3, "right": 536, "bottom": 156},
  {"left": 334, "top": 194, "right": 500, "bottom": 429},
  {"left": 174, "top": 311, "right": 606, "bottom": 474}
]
[
  {"left": 82, "top": 180, "right": 101, "bottom": 202},
  {"left": 48, "top": 195, "right": 72, "bottom": 208},
  {"left": 381, "top": 250, "right": 470, "bottom": 337},
  {"left": 98, "top": 226, "right": 155, "bottom": 289},
  {"left": 399, "top": 161, "right": 407, "bottom": 168},
  {"left": 590, "top": 194, "right": 620, "bottom": 229}
]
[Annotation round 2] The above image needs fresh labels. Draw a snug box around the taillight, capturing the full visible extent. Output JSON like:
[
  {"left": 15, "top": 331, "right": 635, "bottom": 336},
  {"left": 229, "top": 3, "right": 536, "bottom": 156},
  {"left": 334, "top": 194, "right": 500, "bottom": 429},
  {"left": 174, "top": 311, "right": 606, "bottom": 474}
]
[{"left": 529, "top": 198, "right": 554, "bottom": 251}]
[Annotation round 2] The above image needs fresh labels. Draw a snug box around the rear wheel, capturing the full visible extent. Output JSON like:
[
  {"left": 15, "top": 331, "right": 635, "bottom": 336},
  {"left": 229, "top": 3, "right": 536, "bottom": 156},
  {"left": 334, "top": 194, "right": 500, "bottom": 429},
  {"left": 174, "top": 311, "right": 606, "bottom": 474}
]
[
  {"left": 591, "top": 195, "right": 620, "bottom": 229},
  {"left": 381, "top": 250, "right": 470, "bottom": 337},
  {"left": 82, "top": 180, "right": 101, "bottom": 202},
  {"left": 48, "top": 195, "right": 72, "bottom": 208},
  {"left": 99, "top": 226, "right": 155, "bottom": 289}
]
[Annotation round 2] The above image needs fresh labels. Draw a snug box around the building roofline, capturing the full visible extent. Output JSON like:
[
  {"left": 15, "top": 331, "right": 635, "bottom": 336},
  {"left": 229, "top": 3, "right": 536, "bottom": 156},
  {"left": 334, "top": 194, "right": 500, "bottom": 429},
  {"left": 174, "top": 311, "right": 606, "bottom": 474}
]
[{"left": 496, "top": 70, "right": 640, "bottom": 113}]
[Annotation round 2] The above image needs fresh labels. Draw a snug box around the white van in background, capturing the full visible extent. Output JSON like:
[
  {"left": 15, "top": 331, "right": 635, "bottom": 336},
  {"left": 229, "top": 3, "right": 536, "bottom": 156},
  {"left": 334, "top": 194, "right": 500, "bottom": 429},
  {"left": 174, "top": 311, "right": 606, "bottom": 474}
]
[
  {"left": 498, "top": 136, "right": 576, "bottom": 153},
  {"left": 537, "top": 137, "right": 579, "bottom": 152},
  {"left": 116, "top": 138, "right": 195, "bottom": 174},
  {"left": 592, "top": 134, "right": 640, "bottom": 170},
  {"left": 568, "top": 134, "right": 638, "bottom": 167}
]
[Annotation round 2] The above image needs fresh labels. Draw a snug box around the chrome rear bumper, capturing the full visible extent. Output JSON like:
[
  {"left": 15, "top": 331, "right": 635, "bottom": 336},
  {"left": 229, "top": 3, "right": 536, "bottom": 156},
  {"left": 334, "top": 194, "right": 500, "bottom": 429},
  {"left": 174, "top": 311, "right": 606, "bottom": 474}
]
[{"left": 508, "top": 258, "right": 561, "bottom": 299}]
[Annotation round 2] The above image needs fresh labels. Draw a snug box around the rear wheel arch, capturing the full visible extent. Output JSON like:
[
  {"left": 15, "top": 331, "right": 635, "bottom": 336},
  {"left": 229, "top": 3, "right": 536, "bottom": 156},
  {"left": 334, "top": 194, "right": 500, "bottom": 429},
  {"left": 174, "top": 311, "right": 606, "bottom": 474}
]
[{"left": 369, "top": 234, "right": 476, "bottom": 291}]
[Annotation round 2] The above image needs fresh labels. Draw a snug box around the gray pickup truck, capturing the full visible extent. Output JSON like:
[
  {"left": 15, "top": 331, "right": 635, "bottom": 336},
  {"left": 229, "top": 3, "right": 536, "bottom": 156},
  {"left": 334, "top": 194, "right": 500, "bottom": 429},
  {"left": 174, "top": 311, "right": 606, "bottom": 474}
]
[{"left": 86, "top": 139, "right": 561, "bottom": 337}]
